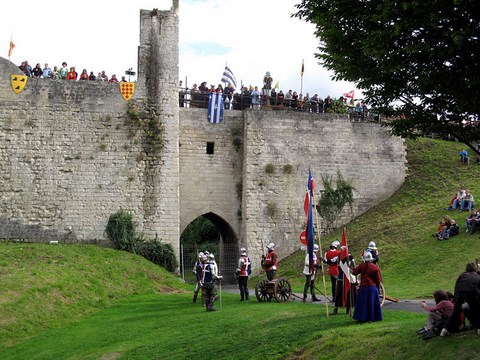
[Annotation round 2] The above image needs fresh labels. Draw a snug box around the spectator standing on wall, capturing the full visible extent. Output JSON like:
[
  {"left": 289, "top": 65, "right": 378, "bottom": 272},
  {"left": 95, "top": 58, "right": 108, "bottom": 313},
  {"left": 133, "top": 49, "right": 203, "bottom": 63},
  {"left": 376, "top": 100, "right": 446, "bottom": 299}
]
[
  {"left": 42, "top": 63, "right": 52, "bottom": 79},
  {"left": 251, "top": 86, "right": 261, "bottom": 109},
  {"left": 79, "top": 69, "right": 89, "bottom": 81},
  {"left": 59, "top": 62, "right": 68, "bottom": 79},
  {"left": 32, "top": 63, "right": 43, "bottom": 78},
  {"left": 66, "top": 67, "right": 77, "bottom": 80}
]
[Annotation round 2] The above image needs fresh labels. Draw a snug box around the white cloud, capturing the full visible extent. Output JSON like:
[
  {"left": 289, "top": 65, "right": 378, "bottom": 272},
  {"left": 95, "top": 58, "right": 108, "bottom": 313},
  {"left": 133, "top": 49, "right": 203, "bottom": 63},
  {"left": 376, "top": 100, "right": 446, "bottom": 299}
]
[{"left": 0, "top": 0, "right": 357, "bottom": 99}]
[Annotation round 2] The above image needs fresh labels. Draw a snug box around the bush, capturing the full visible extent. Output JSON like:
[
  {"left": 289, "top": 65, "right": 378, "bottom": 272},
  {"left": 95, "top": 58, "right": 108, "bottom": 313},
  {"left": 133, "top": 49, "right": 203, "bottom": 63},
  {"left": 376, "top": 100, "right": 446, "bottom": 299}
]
[
  {"left": 135, "top": 236, "right": 177, "bottom": 272},
  {"left": 105, "top": 210, "right": 136, "bottom": 252},
  {"left": 105, "top": 210, "right": 177, "bottom": 273}
]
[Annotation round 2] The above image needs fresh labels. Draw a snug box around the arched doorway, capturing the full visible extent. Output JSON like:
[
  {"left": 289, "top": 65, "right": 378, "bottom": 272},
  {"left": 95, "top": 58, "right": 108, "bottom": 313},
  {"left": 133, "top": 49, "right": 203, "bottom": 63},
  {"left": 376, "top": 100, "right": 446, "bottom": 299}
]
[{"left": 180, "top": 212, "right": 239, "bottom": 284}]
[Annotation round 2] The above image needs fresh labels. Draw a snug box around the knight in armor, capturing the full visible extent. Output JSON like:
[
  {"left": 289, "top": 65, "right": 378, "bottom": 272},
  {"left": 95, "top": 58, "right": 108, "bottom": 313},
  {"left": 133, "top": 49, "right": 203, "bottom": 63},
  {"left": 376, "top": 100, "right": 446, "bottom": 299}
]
[
  {"left": 208, "top": 253, "right": 218, "bottom": 275},
  {"left": 262, "top": 242, "right": 278, "bottom": 281},
  {"left": 303, "top": 244, "right": 321, "bottom": 302},
  {"left": 192, "top": 251, "right": 204, "bottom": 303},
  {"left": 236, "top": 247, "right": 252, "bottom": 301},
  {"left": 197, "top": 254, "right": 222, "bottom": 311},
  {"left": 362, "top": 241, "right": 379, "bottom": 264}
]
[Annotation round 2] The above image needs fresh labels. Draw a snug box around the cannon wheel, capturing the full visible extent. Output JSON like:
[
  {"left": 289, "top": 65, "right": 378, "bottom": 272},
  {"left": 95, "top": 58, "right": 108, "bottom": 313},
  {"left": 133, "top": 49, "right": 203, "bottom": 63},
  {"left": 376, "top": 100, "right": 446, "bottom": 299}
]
[
  {"left": 274, "top": 277, "right": 292, "bottom": 302},
  {"left": 379, "top": 282, "right": 386, "bottom": 307},
  {"left": 255, "top": 279, "right": 272, "bottom": 302}
]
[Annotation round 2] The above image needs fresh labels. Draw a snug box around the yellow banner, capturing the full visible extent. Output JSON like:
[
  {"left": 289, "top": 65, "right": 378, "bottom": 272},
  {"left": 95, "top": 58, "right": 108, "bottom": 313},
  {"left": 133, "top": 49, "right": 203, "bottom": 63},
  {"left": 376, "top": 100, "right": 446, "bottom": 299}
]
[
  {"left": 11, "top": 75, "right": 27, "bottom": 94},
  {"left": 120, "top": 82, "right": 135, "bottom": 101}
]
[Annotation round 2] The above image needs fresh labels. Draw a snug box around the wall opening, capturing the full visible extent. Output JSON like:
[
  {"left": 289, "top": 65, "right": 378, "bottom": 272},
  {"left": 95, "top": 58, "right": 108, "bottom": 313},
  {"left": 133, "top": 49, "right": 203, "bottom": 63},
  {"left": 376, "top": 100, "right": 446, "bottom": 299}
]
[
  {"left": 206, "top": 142, "right": 214, "bottom": 154},
  {"left": 179, "top": 212, "right": 238, "bottom": 284}
]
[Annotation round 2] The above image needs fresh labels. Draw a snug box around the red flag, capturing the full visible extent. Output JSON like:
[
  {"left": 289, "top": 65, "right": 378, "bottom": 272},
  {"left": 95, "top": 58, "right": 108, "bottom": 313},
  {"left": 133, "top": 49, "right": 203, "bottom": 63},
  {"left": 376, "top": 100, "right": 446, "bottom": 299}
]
[
  {"left": 339, "top": 228, "right": 351, "bottom": 307},
  {"left": 343, "top": 90, "right": 354, "bottom": 99}
]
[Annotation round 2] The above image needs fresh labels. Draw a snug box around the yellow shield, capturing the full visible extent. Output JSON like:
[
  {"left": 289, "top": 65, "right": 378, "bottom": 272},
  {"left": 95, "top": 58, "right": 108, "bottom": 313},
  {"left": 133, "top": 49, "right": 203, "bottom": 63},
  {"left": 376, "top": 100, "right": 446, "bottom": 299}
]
[
  {"left": 120, "top": 82, "right": 135, "bottom": 101},
  {"left": 11, "top": 75, "right": 27, "bottom": 94}
]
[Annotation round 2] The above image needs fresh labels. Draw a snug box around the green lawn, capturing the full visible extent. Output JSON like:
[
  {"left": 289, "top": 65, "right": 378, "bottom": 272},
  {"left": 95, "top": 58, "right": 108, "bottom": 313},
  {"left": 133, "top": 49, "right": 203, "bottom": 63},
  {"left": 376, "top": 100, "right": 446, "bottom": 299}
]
[{"left": 1, "top": 293, "right": 479, "bottom": 360}]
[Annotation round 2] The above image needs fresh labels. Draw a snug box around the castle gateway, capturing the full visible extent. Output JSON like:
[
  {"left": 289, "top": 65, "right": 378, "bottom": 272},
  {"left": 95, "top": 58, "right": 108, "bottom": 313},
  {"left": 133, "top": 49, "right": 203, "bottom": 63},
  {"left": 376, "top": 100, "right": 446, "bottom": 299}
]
[{"left": 0, "top": 1, "right": 406, "bottom": 278}]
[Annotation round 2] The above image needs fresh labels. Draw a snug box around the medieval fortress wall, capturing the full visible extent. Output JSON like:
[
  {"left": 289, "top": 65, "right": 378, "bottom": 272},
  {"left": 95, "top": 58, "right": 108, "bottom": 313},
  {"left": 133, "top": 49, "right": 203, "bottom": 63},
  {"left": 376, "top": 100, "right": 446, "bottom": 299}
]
[{"left": 0, "top": 1, "right": 406, "bottom": 266}]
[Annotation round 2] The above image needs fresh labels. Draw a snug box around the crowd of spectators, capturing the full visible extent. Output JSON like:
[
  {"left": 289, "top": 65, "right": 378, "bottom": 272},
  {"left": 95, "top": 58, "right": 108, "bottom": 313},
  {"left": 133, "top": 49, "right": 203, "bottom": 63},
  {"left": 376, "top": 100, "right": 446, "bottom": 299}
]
[
  {"left": 18, "top": 60, "right": 126, "bottom": 83},
  {"left": 179, "top": 81, "right": 370, "bottom": 117}
]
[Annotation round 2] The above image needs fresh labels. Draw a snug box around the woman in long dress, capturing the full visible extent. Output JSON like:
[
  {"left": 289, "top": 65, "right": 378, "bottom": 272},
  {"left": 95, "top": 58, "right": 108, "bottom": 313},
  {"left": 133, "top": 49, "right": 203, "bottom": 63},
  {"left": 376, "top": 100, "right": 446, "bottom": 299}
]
[{"left": 351, "top": 251, "right": 383, "bottom": 322}]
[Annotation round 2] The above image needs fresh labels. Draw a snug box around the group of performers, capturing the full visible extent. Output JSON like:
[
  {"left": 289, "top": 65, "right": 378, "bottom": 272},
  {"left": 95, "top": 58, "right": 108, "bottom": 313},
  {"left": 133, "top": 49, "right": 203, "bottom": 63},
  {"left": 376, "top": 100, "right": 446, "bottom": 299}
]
[
  {"left": 192, "top": 251, "right": 222, "bottom": 311},
  {"left": 322, "top": 240, "right": 383, "bottom": 321},
  {"left": 191, "top": 240, "right": 383, "bottom": 322}
]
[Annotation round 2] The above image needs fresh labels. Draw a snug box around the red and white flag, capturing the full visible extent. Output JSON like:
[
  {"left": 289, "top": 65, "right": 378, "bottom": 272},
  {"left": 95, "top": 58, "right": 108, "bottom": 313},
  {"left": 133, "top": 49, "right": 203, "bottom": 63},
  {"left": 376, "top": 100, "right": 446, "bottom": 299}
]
[
  {"left": 343, "top": 90, "right": 354, "bottom": 99},
  {"left": 339, "top": 228, "right": 351, "bottom": 307}
]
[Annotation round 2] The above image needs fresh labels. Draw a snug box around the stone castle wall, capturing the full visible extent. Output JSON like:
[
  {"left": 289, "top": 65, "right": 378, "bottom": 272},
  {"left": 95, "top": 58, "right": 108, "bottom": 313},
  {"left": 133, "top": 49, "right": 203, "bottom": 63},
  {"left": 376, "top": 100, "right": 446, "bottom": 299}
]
[{"left": 0, "top": 0, "right": 406, "bottom": 269}]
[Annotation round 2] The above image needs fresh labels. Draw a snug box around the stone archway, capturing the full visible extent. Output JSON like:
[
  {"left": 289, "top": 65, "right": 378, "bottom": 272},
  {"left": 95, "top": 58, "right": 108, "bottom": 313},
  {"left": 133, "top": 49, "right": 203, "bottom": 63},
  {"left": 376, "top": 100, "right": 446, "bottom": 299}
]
[{"left": 180, "top": 212, "right": 239, "bottom": 284}]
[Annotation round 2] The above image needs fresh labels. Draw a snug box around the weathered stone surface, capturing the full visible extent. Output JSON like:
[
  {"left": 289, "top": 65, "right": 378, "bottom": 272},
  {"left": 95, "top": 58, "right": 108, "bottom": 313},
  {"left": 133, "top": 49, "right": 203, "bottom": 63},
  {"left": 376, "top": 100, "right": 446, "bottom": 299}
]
[{"left": 0, "top": 1, "right": 405, "bottom": 270}]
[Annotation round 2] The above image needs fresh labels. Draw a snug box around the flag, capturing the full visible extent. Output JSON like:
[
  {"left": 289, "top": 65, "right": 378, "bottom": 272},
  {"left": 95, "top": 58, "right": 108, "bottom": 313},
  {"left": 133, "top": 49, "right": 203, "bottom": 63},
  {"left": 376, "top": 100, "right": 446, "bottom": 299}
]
[
  {"left": 339, "top": 228, "right": 351, "bottom": 308},
  {"left": 303, "top": 169, "right": 315, "bottom": 273},
  {"left": 301, "top": 59, "right": 304, "bottom": 76},
  {"left": 208, "top": 92, "right": 224, "bottom": 123},
  {"left": 343, "top": 90, "right": 355, "bottom": 99},
  {"left": 274, "top": 81, "right": 279, "bottom": 89},
  {"left": 8, "top": 39, "right": 15, "bottom": 57},
  {"left": 221, "top": 65, "right": 237, "bottom": 91}
]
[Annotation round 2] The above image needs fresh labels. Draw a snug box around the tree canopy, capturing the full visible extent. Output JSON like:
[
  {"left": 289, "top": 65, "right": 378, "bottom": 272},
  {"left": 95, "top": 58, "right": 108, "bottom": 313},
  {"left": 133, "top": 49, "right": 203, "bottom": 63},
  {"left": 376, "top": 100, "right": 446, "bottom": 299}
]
[{"left": 294, "top": 0, "right": 480, "bottom": 152}]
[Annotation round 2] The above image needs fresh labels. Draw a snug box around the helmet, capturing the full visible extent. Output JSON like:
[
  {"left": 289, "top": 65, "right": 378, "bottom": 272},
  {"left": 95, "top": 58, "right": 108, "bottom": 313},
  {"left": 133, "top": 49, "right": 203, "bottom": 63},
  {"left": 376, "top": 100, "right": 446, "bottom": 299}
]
[
  {"left": 204, "top": 251, "right": 210, "bottom": 256},
  {"left": 313, "top": 244, "right": 319, "bottom": 252},
  {"left": 208, "top": 253, "right": 215, "bottom": 260},
  {"left": 331, "top": 241, "right": 340, "bottom": 249},
  {"left": 240, "top": 247, "right": 247, "bottom": 255},
  {"left": 368, "top": 241, "right": 377, "bottom": 250},
  {"left": 363, "top": 252, "right": 374, "bottom": 262},
  {"left": 267, "top": 242, "right": 275, "bottom": 250},
  {"left": 198, "top": 251, "right": 204, "bottom": 259}
]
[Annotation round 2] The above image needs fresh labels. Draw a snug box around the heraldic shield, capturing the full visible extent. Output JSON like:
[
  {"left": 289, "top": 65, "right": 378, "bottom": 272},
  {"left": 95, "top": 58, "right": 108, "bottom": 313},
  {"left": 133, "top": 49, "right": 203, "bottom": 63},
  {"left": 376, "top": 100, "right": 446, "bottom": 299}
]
[
  {"left": 120, "top": 82, "right": 135, "bottom": 101},
  {"left": 11, "top": 75, "right": 27, "bottom": 94}
]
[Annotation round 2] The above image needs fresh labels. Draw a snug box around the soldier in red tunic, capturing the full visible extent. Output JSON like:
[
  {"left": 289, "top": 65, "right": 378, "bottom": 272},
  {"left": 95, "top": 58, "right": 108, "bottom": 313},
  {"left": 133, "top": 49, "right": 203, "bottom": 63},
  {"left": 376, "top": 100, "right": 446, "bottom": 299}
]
[
  {"left": 324, "top": 240, "right": 341, "bottom": 302},
  {"left": 262, "top": 242, "right": 278, "bottom": 281},
  {"left": 236, "top": 247, "right": 252, "bottom": 301}
]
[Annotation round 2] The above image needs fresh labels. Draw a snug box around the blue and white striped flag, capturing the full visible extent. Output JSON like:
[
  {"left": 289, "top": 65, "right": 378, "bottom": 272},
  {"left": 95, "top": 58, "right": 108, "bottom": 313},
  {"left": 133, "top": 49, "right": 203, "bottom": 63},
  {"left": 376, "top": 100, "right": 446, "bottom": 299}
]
[
  {"left": 208, "top": 93, "right": 224, "bottom": 123},
  {"left": 221, "top": 66, "right": 237, "bottom": 91}
]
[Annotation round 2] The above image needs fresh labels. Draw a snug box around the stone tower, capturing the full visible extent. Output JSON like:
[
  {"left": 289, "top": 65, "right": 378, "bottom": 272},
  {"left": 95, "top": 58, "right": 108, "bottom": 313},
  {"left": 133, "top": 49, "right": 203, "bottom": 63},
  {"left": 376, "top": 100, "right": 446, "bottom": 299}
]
[{"left": 136, "top": 1, "right": 180, "bottom": 255}]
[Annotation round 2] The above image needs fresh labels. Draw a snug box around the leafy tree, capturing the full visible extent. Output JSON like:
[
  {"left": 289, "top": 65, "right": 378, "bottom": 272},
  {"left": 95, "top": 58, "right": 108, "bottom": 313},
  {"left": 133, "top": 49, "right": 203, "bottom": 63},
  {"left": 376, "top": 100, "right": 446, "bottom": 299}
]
[
  {"left": 180, "top": 217, "right": 220, "bottom": 247},
  {"left": 294, "top": 0, "right": 480, "bottom": 153},
  {"left": 316, "top": 171, "right": 355, "bottom": 231}
]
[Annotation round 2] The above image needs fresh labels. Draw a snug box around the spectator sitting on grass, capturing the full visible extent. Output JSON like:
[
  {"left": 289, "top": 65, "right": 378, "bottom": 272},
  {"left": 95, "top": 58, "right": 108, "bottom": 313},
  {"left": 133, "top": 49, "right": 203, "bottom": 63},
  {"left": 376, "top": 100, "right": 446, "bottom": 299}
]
[
  {"left": 433, "top": 215, "right": 453, "bottom": 240},
  {"left": 461, "top": 190, "right": 475, "bottom": 212},
  {"left": 465, "top": 208, "right": 478, "bottom": 234},
  {"left": 417, "top": 290, "right": 454, "bottom": 340}
]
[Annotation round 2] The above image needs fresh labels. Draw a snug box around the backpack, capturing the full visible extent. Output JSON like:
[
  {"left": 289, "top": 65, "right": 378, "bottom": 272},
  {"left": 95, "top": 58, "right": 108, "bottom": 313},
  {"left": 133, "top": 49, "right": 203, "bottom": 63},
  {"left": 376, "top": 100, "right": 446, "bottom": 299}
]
[{"left": 449, "top": 223, "right": 459, "bottom": 236}]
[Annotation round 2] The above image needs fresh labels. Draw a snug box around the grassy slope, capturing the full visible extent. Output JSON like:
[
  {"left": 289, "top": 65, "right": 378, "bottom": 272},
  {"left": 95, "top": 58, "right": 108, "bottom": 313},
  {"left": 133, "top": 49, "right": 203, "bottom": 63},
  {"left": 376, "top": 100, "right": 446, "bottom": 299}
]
[
  {"left": 1, "top": 138, "right": 480, "bottom": 359},
  {"left": 277, "top": 138, "right": 480, "bottom": 298},
  {"left": 0, "top": 243, "right": 189, "bottom": 347}
]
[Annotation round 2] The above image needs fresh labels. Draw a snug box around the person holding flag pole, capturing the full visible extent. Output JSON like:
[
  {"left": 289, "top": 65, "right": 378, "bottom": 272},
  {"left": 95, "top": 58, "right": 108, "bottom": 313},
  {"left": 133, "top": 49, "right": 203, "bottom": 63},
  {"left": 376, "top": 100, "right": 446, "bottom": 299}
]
[
  {"left": 334, "top": 228, "right": 358, "bottom": 316},
  {"left": 304, "top": 169, "right": 330, "bottom": 317}
]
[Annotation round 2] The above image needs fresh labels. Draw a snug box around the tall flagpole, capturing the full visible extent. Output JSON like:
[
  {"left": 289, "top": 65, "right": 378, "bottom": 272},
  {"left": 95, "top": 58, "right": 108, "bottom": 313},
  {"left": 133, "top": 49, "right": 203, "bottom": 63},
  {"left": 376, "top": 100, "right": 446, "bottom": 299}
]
[{"left": 312, "top": 184, "right": 329, "bottom": 318}]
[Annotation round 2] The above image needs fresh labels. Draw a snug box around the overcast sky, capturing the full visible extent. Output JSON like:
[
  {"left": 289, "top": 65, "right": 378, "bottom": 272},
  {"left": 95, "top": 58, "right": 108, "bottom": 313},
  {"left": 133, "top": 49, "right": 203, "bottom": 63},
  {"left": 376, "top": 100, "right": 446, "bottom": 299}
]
[{"left": 0, "top": 0, "right": 356, "bottom": 99}]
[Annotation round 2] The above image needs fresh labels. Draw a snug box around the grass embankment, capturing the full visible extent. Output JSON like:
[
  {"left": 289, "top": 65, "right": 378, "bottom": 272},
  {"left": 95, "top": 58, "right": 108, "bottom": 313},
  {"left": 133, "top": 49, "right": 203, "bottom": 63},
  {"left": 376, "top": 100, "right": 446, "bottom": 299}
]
[
  {"left": 277, "top": 138, "right": 480, "bottom": 299},
  {"left": 1, "top": 138, "right": 480, "bottom": 359}
]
